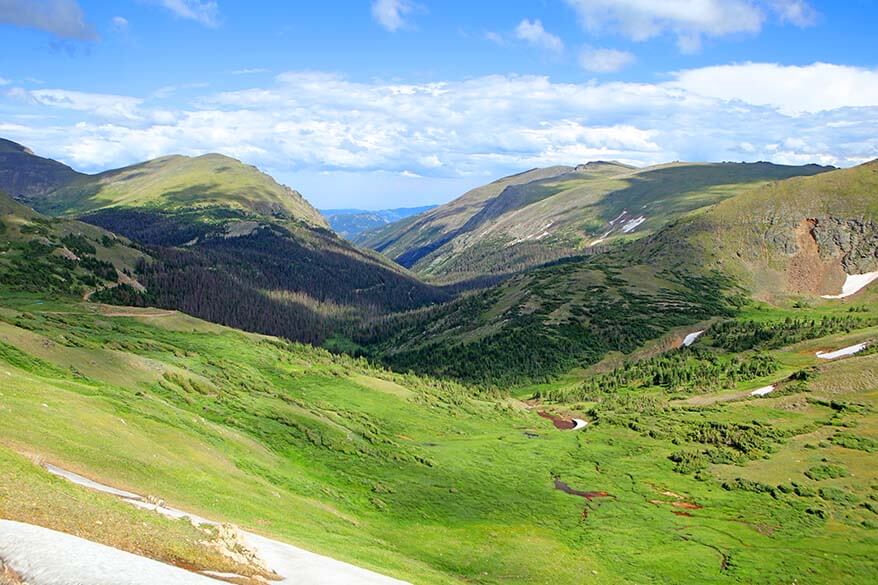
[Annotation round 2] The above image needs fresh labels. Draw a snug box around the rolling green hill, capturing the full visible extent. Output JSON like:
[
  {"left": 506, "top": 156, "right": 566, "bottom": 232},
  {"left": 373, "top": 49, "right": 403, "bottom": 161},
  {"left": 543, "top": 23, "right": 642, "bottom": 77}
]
[
  {"left": 360, "top": 161, "right": 833, "bottom": 284},
  {"left": 31, "top": 152, "right": 328, "bottom": 228},
  {"left": 361, "top": 162, "right": 878, "bottom": 385}
]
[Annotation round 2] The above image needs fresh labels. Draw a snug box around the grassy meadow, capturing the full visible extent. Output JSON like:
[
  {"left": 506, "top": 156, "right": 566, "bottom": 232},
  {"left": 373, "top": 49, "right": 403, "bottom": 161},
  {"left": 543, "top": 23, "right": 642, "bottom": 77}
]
[{"left": 0, "top": 289, "right": 876, "bottom": 583}]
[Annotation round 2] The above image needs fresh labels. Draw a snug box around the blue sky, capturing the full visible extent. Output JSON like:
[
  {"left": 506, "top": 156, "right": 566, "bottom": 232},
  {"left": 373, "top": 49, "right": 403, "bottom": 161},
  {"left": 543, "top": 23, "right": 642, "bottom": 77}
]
[{"left": 1, "top": 0, "right": 877, "bottom": 209}]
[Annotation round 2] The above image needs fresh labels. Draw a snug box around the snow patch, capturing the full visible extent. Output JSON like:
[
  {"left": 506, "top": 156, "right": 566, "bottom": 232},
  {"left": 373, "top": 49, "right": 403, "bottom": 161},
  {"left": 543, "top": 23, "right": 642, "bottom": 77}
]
[
  {"left": 42, "top": 464, "right": 408, "bottom": 584},
  {"left": 621, "top": 216, "right": 646, "bottom": 233},
  {"left": 821, "top": 271, "right": 878, "bottom": 299},
  {"left": 816, "top": 343, "right": 869, "bottom": 360},
  {"left": 682, "top": 330, "right": 704, "bottom": 347},
  {"left": 0, "top": 520, "right": 219, "bottom": 585},
  {"left": 750, "top": 385, "right": 775, "bottom": 397}
]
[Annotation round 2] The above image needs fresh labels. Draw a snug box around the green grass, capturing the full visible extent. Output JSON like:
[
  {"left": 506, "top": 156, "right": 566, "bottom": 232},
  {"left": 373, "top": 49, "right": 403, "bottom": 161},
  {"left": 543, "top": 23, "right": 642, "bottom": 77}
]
[
  {"left": 0, "top": 446, "right": 271, "bottom": 582},
  {"left": 34, "top": 153, "right": 327, "bottom": 227},
  {"left": 1, "top": 291, "right": 876, "bottom": 583}
]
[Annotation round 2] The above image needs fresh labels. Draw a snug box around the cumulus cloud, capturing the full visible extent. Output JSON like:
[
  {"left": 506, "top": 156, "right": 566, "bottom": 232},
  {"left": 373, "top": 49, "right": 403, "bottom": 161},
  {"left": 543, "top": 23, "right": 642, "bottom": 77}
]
[
  {"left": 565, "top": 0, "right": 817, "bottom": 52},
  {"left": 152, "top": 0, "right": 219, "bottom": 28},
  {"left": 515, "top": 19, "right": 563, "bottom": 52},
  {"left": 371, "top": 0, "right": 413, "bottom": 32},
  {"left": 671, "top": 62, "right": 878, "bottom": 115},
  {"left": 579, "top": 47, "right": 636, "bottom": 73},
  {"left": 2, "top": 63, "right": 876, "bottom": 183},
  {"left": 0, "top": 0, "right": 97, "bottom": 40}
]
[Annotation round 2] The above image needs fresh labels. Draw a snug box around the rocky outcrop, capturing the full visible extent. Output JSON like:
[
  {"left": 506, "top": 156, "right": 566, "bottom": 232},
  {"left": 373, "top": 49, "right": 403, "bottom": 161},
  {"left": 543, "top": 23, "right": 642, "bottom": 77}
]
[{"left": 813, "top": 218, "right": 878, "bottom": 273}]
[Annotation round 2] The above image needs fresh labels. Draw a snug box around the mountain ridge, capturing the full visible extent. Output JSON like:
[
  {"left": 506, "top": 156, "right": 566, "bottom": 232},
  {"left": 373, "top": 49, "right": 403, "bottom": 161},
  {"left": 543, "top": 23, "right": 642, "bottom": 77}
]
[{"left": 361, "top": 160, "right": 834, "bottom": 283}]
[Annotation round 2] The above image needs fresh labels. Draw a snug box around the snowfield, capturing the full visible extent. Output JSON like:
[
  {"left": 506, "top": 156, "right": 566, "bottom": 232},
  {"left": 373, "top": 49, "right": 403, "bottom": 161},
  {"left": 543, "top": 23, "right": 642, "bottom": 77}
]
[
  {"left": 0, "top": 520, "right": 219, "bottom": 585},
  {"left": 682, "top": 330, "right": 704, "bottom": 347},
  {"left": 40, "top": 465, "right": 410, "bottom": 585},
  {"left": 750, "top": 385, "right": 775, "bottom": 397},
  {"left": 816, "top": 343, "right": 869, "bottom": 360},
  {"left": 821, "top": 271, "right": 878, "bottom": 299}
]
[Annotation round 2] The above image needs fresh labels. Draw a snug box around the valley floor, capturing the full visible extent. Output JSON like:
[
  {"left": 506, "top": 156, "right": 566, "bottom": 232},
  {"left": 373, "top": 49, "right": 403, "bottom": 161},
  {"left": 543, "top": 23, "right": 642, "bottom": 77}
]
[{"left": 0, "top": 292, "right": 877, "bottom": 584}]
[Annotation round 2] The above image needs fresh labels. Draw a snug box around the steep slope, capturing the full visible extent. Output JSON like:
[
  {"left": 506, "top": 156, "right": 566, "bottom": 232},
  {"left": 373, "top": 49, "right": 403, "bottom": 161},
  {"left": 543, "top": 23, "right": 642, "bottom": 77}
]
[
  {"left": 1, "top": 293, "right": 875, "bottom": 584},
  {"left": 0, "top": 191, "right": 147, "bottom": 296},
  {"left": 0, "top": 138, "right": 83, "bottom": 200},
  {"left": 322, "top": 205, "right": 437, "bottom": 240},
  {"left": 0, "top": 142, "right": 447, "bottom": 345},
  {"left": 362, "top": 162, "right": 877, "bottom": 384},
  {"left": 362, "top": 161, "right": 832, "bottom": 283}
]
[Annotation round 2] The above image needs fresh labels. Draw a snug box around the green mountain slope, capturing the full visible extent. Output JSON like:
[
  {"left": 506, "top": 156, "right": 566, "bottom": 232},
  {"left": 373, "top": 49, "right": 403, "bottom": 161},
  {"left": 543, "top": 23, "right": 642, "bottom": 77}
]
[
  {"left": 34, "top": 152, "right": 328, "bottom": 228},
  {"left": 0, "top": 141, "right": 447, "bottom": 345},
  {"left": 362, "top": 162, "right": 878, "bottom": 385},
  {"left": 1, "top": 292, "right": 876, "bottom": 584},
  {"left": 0, "top": 191, "right": 147, "bottom": 296},
  {"left": 361, "top": 161, "right": 832, "bottom": 283},
  {"left": 0, "top": 138, "right": 84, "bottom": 200}
]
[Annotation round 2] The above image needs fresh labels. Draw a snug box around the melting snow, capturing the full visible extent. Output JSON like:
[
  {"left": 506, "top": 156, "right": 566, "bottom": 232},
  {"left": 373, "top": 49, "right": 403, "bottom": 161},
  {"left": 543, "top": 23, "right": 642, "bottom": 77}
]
[
  {"left": 816, "top": 343, "right": 869, "bottom": 360},
  {"left": 750, "top": 385, "right": 775, "bottom": 397},
  {"left": 821, "top": 271, "right": 878, "bottom": 299},
  {"left": 42, "top": 464, "right": 408, "bottom": 584},
  {"left": 682, "top": 330, "right": 704, "bottom": 347},
  {"left": 0, "top": 520, "right": 219, "bottom": 585},
  {"left": 621, "top": 216, "right": 646, "bottom": 233}
]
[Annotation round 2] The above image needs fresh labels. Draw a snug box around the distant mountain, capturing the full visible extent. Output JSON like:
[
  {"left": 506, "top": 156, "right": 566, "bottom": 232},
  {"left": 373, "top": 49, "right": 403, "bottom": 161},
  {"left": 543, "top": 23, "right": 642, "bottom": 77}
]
[
  {"left": 0, "top": 140, "right": 447, "bottom": 345},
  {"left": 320, "top": 205, "right": 437, "bottom": 239},
  {"left": 361, "top": 161, "right": 878, "bottom": 384},
  {"left": 360, "top": 161, "right": 834, "bottom": 283},
  {"left": 0, "top": 138, "right": 84, "bottom": 200}
]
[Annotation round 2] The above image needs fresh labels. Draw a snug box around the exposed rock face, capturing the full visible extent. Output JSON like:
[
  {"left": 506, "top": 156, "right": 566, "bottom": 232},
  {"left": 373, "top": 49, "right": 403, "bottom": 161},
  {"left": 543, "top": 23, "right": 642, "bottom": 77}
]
[{"left": 813, "top": 218, "right": 878, "bottom": 273}]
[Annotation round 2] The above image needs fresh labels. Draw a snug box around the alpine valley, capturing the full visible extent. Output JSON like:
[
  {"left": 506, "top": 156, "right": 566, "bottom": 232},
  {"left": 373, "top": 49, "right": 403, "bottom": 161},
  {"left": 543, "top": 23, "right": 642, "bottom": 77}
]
[{"left": 1, "top": 138, "right": 877, "bottom": 585}]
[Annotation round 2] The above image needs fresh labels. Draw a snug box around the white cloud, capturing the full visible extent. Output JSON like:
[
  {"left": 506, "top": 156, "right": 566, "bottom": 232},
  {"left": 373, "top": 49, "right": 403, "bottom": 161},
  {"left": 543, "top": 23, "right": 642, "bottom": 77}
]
[
  {"left": 514, "top": 19, "right": 563, "bottom": 52},
  {"left": 0, "top": 77, "right": 9, "bottom": 86},
  {"left": 565, "top": 0, "right": 817, "bottom": 52},
  {"left": 152, "top": 0, "right": 219, "bottom": 28},
  {"left": 231, "top": 68, "right": 269, "bottom": 75},
  {"left": 579, "top": 47, "right": 636, "bottom": 73},
  {"left": 111, "top": 16, "right": 128, "bottom": 31},
  {"left": 770, "top": 0, "right": 818, "bottom": 27},
  {"left": 672, "top": 62, "right": 878, "bottom": 115},
  {"left": 19, "top": 89, "right": 143, "bottom": 120},
  {"left": 484, "top": 31, "right": 506, "bottom": 46},
  {"left": 371, "top": 0, "right": 413, "bottom": 32},
  {"left": 0, "top": 0, "right": 97, "bottom": 40},
  {"left": 3, "top": 63, "right": 876, "bottom": 189}
]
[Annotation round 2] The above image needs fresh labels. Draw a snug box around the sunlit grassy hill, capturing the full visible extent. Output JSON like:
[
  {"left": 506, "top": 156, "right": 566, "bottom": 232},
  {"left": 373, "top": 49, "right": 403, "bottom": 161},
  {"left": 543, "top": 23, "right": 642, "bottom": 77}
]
[{"left": 361, "top": 161, "right": 832, "bottom": 283}]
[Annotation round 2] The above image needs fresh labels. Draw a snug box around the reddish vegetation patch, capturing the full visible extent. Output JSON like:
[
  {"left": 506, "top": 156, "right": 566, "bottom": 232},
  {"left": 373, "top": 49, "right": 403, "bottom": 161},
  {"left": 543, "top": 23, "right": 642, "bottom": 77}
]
[
  {"left": 538, "top": 411, "right": 575, "bottom": 430},
  {"left": 672, "top": 501, "right": 703, "bottom": 510},
  {"left": 553, "top": 478, "right": 611, "bottom": 500}
]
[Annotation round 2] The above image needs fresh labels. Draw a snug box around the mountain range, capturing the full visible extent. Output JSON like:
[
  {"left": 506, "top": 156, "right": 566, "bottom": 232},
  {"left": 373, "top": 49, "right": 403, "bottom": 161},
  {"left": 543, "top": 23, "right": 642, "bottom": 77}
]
[
  {"left": 359, "top": 160, "right": 833, "bottom": 283},
  {"left": 321, "top": 205, "right": 437, "bottom": 239}
]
